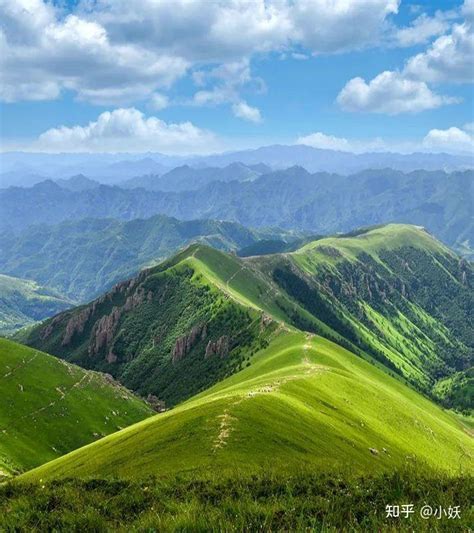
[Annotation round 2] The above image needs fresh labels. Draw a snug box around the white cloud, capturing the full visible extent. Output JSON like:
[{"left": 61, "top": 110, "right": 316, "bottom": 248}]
[
  {"left": 296, "top": 131, "right": 389, "bottom": 153},
  {"left": 190, "top": 59, "right": 263, "bottom": 122},
  {"left": 231, "top": 102, "right": 262, "bottom": 123},
  {"left": 462, "top": 0, "right": 474, "bottom": 21},
  {"left": 0, "top": 2, "right": 187, "bottom": 104},
  {"left": 422, "top": 125, "right": 474, "bottom": 153},
  {"left": 395, "top": 12, "right": 451, "bottom": 47},
  {"left": 149, "top": 93, "right": 169, "bottom": 111},
  {"left": 32, "top": 108, "right": 220, "bottom": 154},
  {"left": 290, "top": 0, "right": 399, "bottom": 53},
  {"left": 296, "top": 132, "right": 352, "bottom": 151},
  {"left": 297, "top": 126, "right": 474, "bottom": 154},
  {"left": 405, "top": 22, "right": 474, "bottom": 83},
  {"left": 337, "top": 71, "right": 458, "bottom": 114},
  {"left": 0, "top": 0, "right": 401, "bottom": 106}
]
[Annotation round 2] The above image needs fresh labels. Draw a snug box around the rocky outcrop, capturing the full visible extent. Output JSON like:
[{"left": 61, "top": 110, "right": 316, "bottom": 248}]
[
  {"left": 205, "top": 335, "right": 230, "bottom": 358},
  {"left": 88, "top": 306, "right": 122, "bottom": 357},
  {"left": 40, "top": 314, "right": 63, "bottom": 340},
  {"left": 62, "top": 307, "right": 93, "bottom": 346},
  {"left": 260, "top": 313, "right": 273, "bottom": 331},
  {"left": 146, "top": 394, "right": 166, "bottom": 412},
  {"left": 172, "top": 323, "right": 207, "bottom": 363}
]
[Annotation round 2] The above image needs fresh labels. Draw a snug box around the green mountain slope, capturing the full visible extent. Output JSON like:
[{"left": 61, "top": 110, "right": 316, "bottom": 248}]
[
  {"left": 0, "top": 215, "right": 301, "bottom": 302},
  {"left": 20, "top": 224, "right": 473, "bottom": 412},
  {"left": 20, "top": 330, "right": 473, "bottom": 482},
  {"left": 0, "top": 338, "right": 152, "bottom": 478},
  {"left": 0, "top": 274, "right": 72, "bottom": 334},
  {"left": 257, "top": 224, "right": 473, "bottom": 409}
]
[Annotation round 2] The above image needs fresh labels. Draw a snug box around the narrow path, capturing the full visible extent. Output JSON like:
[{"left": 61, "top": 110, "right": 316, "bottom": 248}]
[
  {"left": 1, "top": 353, "right": 38, "bottom": 380},
  {"left": 0, "top": 371, "right": 94, "bottom": 434}
]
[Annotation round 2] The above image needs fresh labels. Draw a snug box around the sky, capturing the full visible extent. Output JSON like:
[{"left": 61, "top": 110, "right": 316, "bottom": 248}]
[{"left": 0, "top": 0, "right": 473, "bottom": 155}]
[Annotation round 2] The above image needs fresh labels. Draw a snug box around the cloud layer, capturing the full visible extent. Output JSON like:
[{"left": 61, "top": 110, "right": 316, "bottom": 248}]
[
  {"left": 33, "top": 108, "right": 220, "bottom": 154},
  {"left": 0, "top": 0, "right": 401, "bottom": 109}
]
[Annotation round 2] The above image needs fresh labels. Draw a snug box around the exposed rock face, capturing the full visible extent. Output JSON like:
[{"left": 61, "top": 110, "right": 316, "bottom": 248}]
[
  {"left": 83, "top": 285, "right": 154, "bottom": 361},
  {"left": 89, "top": 306, "right": 122, "bottom": 357},
  {"left": 205, "top": 335, "right": 230, "bottom": 358},
  {"left": 41, "top": 314, "right": 63, "bottom": 340},
  {"left": 62, "top": 307, "right": 93, "bottom": 346},
  {"left": 172, "top": 323, "right": 207, "bottom": 363}
]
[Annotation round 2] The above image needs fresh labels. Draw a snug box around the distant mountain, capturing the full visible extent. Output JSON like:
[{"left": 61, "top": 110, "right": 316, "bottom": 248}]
[
  {"left": 0, "top": 338, "right": 152, "bottom": 477},
  {"left": 1, "top": 145, "right": 472, "bottom": 187},
  {"left": 0, "top": 274, "right": 71, "bottom": 334},
  {"left": 191, "top": 144, "right": 473, "bottom": 173},
  {"left": 55, "top": 174, "right": 100, "bottom": 191},
  {"left": 0, "top": 215, "right": 300, "bottom": 302},
  {"left": 0, "top": 153, "right": 170, "bottom": 187},
  {"left": 2, "top": 168, "right": 472, "bottom": 257},
  {"left": 120, "top": 162, "right": 263, "bottom": 192}
]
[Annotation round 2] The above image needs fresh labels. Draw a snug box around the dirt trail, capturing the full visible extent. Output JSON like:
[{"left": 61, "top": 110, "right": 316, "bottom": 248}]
[
  {"left": 0, "top": 371, "right": 95, "bottom": 434},
  {"left": 212, "top": 334, "right": 326, "bottom": 452},
  {"left": 1, "top": 353, "right": 38, "bottom": 379}
]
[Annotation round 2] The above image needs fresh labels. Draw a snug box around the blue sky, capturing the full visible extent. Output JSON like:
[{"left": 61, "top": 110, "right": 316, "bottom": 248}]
[{"left": 0, "top": 0, "right": 473, "bottom": 154}]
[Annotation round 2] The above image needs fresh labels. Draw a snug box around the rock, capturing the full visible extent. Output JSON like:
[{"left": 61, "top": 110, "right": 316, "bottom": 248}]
[
  {"left": 369, "top": 447, "right": 379, "bottom": 456},
  {"left": 172, "top": 323, "right": 207, "bottom": 363},
  {"left": 146, "top": 394, "right": 166, "bottom": 412},
  {"left": 62, "top": 307, "right": 93, "bottom": 346},
  {"left": 205, "top": 335, "right": 230, "bottom": 358},
  {"left": 88, "top": 306, "right": 122, "bottom": 356},
  {"left": 41, "top": 314, "right": 63, "bottom": 340}
]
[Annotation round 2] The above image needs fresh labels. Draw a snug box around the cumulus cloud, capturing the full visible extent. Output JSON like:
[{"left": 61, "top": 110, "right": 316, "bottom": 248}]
[
  {"left": 0, "top": 1, "right": 187, "bottom": 104},
  {"left": 336, "top": 71, "right": 458, "bottom": 114},
  {"left": 32, "top": 108, "right": 220, "bottom": 154},
  {"left": 422, "top": 125, "right": 474, "bottom": 153},
  {"left": 296, "top": 132, "right": 352, "bottom": 151},
  {"left": 395, "top": 12, "right": 452, "bottom": 47},
  {"left": 405, "top": 22, "right": 474, "bottom": 83},
  {"left": 0, "top": 0, "right": 401, "bottom": 106},
  {"left": 231, "top": 102, "right": 262, "bottom": 123},
  {"left": 296, "top": 131, "right": 389, "bottom": 153},
  {"left": 297, "top": 126, "right": 474, "bottom": 154},
  {"left": 338, "top": 3, "right": 473, "bottom": 115},
  {"left": 290, "top": 0, "right": 399, "bottom": 53}
]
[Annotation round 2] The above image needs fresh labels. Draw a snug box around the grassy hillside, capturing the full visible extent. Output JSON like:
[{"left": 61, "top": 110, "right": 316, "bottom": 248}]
[
  {"left": 20, "top": 330, "right": 473, "bottom": 482},
  {"left": 254, "top": 224, "right": 473, "bottom": 410},
  {"left": 0, "top": 338, "right": 152, "bottom": 478},
  {"left": 21, "top": 224, "right": 473, "bottom": 412},
  {"left": 0, "top": 214, "right": 301, "bottom": 302},
  {"left": 0, "top": 274, "right": 71, "bottom": 334}
]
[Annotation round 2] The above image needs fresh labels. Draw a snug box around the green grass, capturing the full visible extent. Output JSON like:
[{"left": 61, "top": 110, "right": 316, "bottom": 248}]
[
  {"left": 296, "top": 224, "right": 451, "bottom": 262},
  {"left": 2, "top": 470, "right": 472, "bottom": 531},
  {"left": 0, "top": 338, "right": 153, "bottom": 478},
  {"left": 19, "top": 331, "right": 473, "bottom": 482},
  {"left": 0, "top": 274, "right": 72, "bottom": 334}
]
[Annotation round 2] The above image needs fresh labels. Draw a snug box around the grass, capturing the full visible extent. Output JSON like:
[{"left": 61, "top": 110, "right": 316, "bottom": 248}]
[
  {"left": 19, "top": 331, "right": 473, "bottom": 482},
  {"left": 0, "top": 338, "right": 152, "bottom": 477},
  {"left": 0, "top": 274, "right": 72, "bottom": 334},
  {"left": 2, "top": 470, "right": 472, "bottom": 531}
]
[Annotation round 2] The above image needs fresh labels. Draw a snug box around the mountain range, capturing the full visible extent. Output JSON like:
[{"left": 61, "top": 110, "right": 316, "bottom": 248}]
[
  {"left": 0, "top": 215, "right": 301, "bottom": 303},
  {"left": 13, "top": 224, "right": 472, "bottom": 487},
  {"left": 2, "top": 167, "right": 472, "bottom": 259},
  {"left": 19, "top": 224, "right": 472, "bottom": 412},
  {"left": 1, "top": 145, "right": 472, "bottom": 187}
]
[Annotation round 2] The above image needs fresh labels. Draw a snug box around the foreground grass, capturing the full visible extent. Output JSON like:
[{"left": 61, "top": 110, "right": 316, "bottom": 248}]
[{"left": 1, "top": 470, "right": 472, "bottom": 532}]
